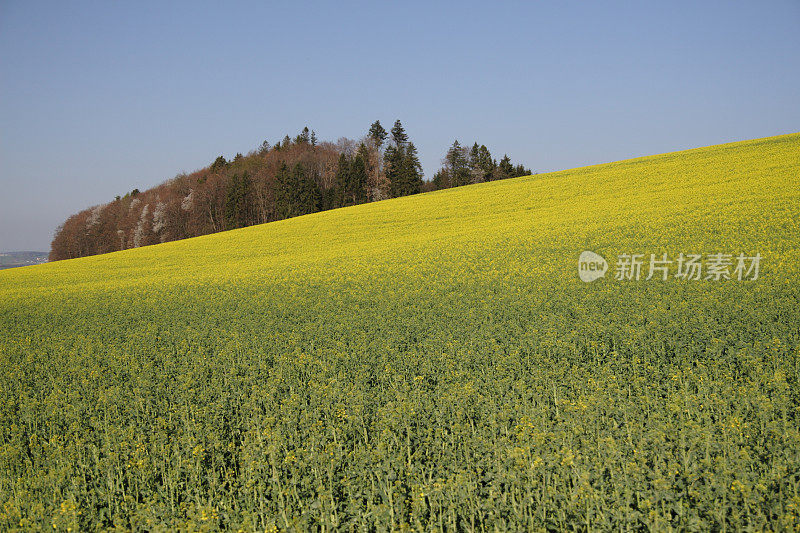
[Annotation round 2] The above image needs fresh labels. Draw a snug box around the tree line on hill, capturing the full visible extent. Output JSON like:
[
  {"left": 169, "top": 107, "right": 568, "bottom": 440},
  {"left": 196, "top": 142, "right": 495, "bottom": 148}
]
[{"left": 50, "top": 121, "right": 531, "bottom": 261}]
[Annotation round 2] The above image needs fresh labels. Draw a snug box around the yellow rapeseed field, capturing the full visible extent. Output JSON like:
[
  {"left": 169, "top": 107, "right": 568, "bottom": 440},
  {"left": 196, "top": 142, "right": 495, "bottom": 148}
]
[{"left": 1, "top": 133, "right": 799, "bottom": 530}]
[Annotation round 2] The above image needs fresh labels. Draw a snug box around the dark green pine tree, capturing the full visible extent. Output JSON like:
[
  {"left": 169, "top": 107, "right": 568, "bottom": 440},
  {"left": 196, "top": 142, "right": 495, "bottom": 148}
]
[
  {"left": 211, "top": 155, "right": 228, "bottom": 172},
  {"left": 350, "top": 150, "right": 368, "bottom": 204},
  {"left": 478, "top": 145, "right": 495, "bottom": 181},
  {"left": 399, "top": 142, "right": 423, "bottom": 195},
  {"left": 432, "top": 169, "right": 450, "bottom": 190},
  {"left": 368, "top": 120, "right": 388, "bottom": 148},
  {"left": 385, "top": 120, "right": 423, "bottom": 197},
  {"left": 294, "top": 163, "right": 321, "bottom": 215},
  {"left": 295, "top": 126, "right": 311, "bottom": 145},
  {"left": 390, "top": 119, "right": 408, "bottom": 146},
  {"left": 334, "top": 153, "right": 351, "bottom": 207},
  {"left": 446, "top": 140, "right": 471, "bottom": 187},
  {"left": 240, "top": 172, "right": 253, "bottom": 225},
  {"left": 498, "top": 154, "right": 514, "bottom": 180},
  {"left": 225, "top": 172, "right": 253, "bottom": 229},
  {"left": 469, "top": 142, "right": 481, "bottom": 182},
  {"left": 273, "top": 163, "right": 296, "bottom": 219},
  {"left": 384, "top": 143, "right": 403, "bottom": 197}
]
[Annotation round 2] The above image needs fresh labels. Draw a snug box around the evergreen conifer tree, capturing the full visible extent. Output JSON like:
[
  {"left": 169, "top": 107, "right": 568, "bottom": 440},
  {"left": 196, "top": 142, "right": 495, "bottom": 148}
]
[
  {"left": 478, "top": 145, "right": 495, "bottom": 181},
  {"left": 350, "top": 152, "right": 368, "bottom": 204},
  {"left": 368, "top": 120, "right": 388, "bottom": 148},
  {"left": 384, "top": 144, "right": 402, "bottom": 197},
  {"left": 446, "top": 140, "right": 471, "bottom": 187},
  {"left": 273, "top": 163, "right": 295, "bottom": 219},
  {"left": 390, "top": 120, "right": 408, "bottom": 146},
  {"left": 400, "top": 142, "right": 423, "bottom": 195},
  {"left": 498, "top": 154, "right": 514, "bottom": 180},
  {"left": 334, "top": 153, "right": 351, "bottom": 207},
  {"left": 294, "top": 163, "right": 320, "bottom": 215}
]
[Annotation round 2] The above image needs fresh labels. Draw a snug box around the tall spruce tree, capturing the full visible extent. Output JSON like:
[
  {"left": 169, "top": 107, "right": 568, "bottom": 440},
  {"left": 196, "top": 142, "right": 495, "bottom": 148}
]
[
  {"left": 368, "top": 120, "right": 388, "bottom": 148},
  {"left": 478, "top": 145, "right": 495, "bottom": 181},
  {"left": 469, "top": 143, "right": 481, "bottom": 182},
  {"left": 390, "top": 120, "right": 408, "bottom": 146},
  {"left": 446, "top": 140, "right": 471, "bottom": 187},
  {"left": 350, "top": 152, "right": 368, "bottom": 205},
  {"left": 498, "top": 155, "right": 514, "bottom": 180},
  {"left": 400, "top": 143, "right": 423, "bottom": 195},
  {"left": 385, "top": 120, "right": 424, "bottom": 197},
  {"left": 294, "top": 163, "right": 321, "bottom": 215},
  {"left": 273, "top": 163, "right": 295, "bottom": 219},
  {"left": 211, "top": 156, "right": 227, "bottom": 172},
  {"left": 334, "top": 153, "right": 351, "bottom": 207},
  {"left": 295, "top": 126, "right": 311, "bottom": 145},
  {"left": 384, "top": 144, "right": 402, "bottom": 197},
  {"left": 224, "top": 172, "right": 253, "bottom": 229}
]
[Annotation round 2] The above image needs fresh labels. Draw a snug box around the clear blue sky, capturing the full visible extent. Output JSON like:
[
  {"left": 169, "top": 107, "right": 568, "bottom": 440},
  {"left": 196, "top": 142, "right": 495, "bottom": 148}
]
[{"left": 1, "top": 1, "right": 798, "bottom": 252}]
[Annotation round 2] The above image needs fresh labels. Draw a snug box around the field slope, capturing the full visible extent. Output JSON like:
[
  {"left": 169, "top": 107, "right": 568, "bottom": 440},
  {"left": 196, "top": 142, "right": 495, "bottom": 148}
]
[{"left": 1, "top": 134, "right": 799, "bottom": 530}]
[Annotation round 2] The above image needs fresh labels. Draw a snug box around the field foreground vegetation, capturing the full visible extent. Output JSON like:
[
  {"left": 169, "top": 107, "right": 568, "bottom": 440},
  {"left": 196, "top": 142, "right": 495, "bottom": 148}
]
[{"left": 1, "top": 134, "right": 799, "bottom": 531}]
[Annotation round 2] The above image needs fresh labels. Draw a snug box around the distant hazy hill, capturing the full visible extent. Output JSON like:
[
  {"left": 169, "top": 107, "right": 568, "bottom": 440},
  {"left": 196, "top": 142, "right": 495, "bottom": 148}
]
[{"left": 0, "top": 251, "right": 48, "bottom": 270}]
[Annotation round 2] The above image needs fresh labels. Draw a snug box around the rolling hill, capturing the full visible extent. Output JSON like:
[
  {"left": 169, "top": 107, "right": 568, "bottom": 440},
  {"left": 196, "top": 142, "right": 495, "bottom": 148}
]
[{"left": 1, "top": 133, "right": 798, "bottom": 530}]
